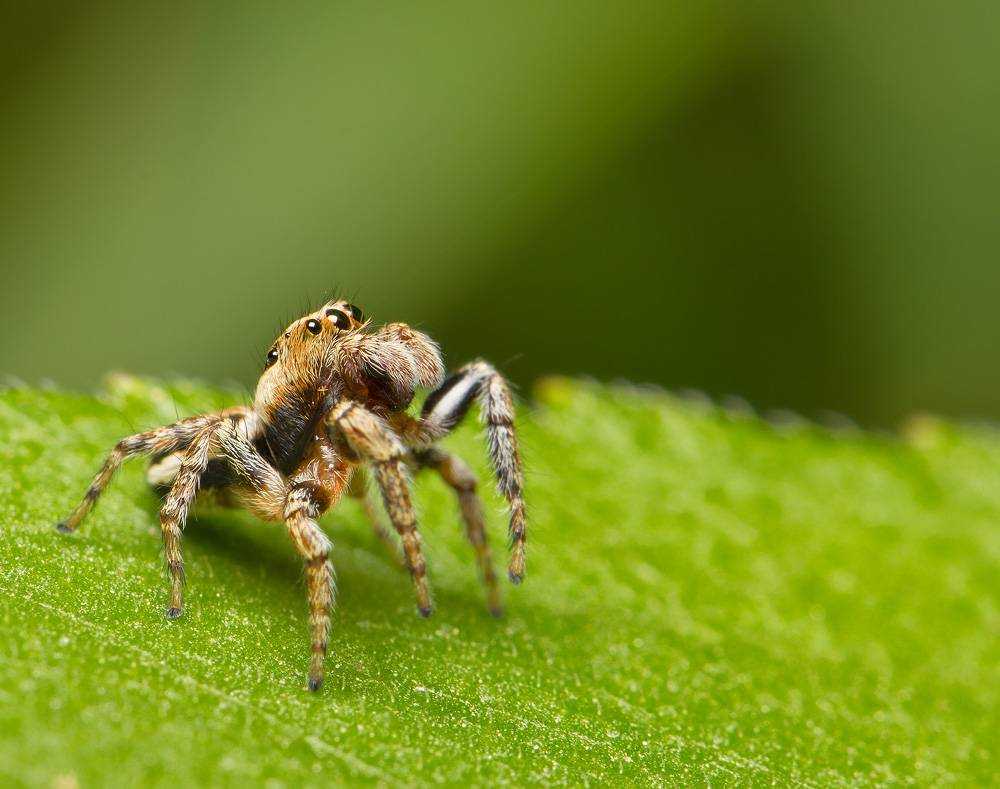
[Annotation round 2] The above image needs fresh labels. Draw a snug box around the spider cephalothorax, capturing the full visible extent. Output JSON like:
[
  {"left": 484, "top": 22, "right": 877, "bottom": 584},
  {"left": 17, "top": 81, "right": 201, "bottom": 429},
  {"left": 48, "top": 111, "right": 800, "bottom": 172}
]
[{"left": 56, "top": 299, "right": 526, "bottom": 691}]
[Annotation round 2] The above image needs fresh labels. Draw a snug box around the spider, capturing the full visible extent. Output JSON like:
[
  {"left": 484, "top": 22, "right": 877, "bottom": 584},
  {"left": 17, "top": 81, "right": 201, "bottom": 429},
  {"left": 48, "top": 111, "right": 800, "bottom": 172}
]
[{"left": 55, "top": 300, "right": 526, "bottom": 691}]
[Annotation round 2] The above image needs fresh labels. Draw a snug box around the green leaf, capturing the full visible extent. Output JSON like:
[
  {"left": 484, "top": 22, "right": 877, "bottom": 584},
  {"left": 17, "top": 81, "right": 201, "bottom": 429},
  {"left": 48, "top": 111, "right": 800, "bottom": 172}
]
[{"left": 0, "top": 375, "right": 996, "bottom": 785}]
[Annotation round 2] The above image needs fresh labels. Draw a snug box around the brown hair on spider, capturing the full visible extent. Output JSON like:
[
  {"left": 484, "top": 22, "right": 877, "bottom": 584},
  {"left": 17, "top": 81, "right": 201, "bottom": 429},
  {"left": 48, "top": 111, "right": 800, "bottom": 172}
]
[{"left": 54, "top": 297, "right": 526, "bottom": 692}]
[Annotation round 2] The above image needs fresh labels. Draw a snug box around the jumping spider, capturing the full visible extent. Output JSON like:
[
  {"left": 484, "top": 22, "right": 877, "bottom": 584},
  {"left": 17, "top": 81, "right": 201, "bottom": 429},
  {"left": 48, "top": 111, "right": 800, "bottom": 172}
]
[{"left": 56, "top": 300, "right": 525, "bottom": 691}]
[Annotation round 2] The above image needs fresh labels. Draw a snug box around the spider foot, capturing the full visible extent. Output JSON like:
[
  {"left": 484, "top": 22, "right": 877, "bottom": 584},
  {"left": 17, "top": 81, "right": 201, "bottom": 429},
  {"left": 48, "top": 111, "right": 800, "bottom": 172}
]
[
  {"left": 308, "top": 675, "right": 323, "bottom": 692},
  {"left": 508, "top": 546, "right": 525, "bottom": 585},
  {"left": 165, "top": 606, "right": 183, "bottom": 620},
  {"left": 55, "top": 521, "right": 74, "bottom": 534}
]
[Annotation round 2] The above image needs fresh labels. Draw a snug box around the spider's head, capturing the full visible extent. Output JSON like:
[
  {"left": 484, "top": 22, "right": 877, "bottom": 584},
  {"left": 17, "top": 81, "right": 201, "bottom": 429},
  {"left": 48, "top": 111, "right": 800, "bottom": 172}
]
[{"left": 254, "top": 300, "right": 367, "bottom": 409}]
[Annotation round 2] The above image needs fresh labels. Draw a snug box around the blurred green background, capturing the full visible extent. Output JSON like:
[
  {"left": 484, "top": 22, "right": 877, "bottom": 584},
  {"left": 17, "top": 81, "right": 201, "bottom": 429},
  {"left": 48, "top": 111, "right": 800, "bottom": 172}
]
[{"left": 2, "top": 2, "right": 998, "bottom": 426}]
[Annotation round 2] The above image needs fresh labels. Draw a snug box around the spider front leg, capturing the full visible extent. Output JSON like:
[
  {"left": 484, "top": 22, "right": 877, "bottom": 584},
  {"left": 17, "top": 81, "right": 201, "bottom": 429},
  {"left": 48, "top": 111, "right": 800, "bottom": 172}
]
[
  {"left": 216, "top": 421, "right": 335, "bottom": 692},
  {"left": 328, "top": 401, "right": 433, "bottom": 617},
  {"left": 284, "top": 484, "right": 336, "bottom": 692},
  {"left": 400, "top": 360, "right": 527, "bottom": 583}
]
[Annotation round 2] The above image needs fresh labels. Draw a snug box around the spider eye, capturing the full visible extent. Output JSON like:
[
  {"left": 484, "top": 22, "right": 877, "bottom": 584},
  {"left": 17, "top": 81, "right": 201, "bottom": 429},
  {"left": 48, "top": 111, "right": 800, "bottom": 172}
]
[
  {"left": 265, "top": 348, "right": 279, "bottom": 368},
  {"left": 325, "top": 308, "right": 351, "bottom": 329},
  {"left": 348, "top": 304, "right": 364, "bottom": 322},
  {"left": 306, "top": 319, "right": 322, "bottom": 335}
]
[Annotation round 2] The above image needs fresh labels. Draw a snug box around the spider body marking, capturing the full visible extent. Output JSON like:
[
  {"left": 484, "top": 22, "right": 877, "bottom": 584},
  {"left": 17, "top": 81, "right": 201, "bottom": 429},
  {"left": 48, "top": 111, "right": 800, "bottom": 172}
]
[{"left": 56, "top": 299, "right": 526, "bottom": 692}]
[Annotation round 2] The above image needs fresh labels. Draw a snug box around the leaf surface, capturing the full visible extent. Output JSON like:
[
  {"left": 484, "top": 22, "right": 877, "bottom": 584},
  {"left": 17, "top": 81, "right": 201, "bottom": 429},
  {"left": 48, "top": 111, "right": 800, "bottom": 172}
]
[{"left": 0, "top": 376, "right": 996, "bottom": 785}]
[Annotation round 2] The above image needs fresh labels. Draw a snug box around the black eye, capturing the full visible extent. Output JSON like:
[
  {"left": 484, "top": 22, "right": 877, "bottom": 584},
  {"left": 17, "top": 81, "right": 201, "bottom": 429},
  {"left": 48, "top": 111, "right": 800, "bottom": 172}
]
[
  {"left": 265, "top": 348, "right": 279, "bottom": 368},
  {"left": 325, "top": 309, "right": 351, "bottom": 329},
  {"left": 306, "top": 319, "right": 322, "bottom": 335},
  {"left": 348, "top": 304, "right": 364, "bottom": 322}
]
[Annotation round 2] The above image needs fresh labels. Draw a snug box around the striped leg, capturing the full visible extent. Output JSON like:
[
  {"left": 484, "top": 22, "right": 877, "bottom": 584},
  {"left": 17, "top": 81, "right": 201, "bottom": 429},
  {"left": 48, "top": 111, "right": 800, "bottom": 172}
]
[
  {"left": 56, "top": 414, "right": 221, "bottom": 534},
  {"left": 284, "top": 485, "right": 335, "bottom": 692},
  {"left": 348, "top": 467, "right": 403, "bottom": 566},
  {"left": 179, "top": 415, "right": 335, "bottom": 691},
  {"left": 213, "top": 415, "right": 288, "bottom": 521},
  {"left": 399, "top": 360, "right": 527, "bottom": 584},
  {"left": 329, "top": 401, "right": 432, "bottom": 617},
  {"left": 415, "top": 447, "right": 502, "bottom": 617},
  {"left": 158, "top": 425, "right": 216, "bottom": 619}
]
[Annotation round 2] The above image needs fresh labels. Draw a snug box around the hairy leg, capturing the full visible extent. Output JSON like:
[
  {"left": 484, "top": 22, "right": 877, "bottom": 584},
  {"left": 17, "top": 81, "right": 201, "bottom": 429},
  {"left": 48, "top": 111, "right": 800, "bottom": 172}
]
[
  {"left": 396, "top": 359, "right": 527, "bottom": 583},
  {"left": 148, "top": 413, "right": 288, "bottom": 515},
  {"left": 174, "top": 418, "right": 336, "bottom": 691},
  {"left": 158, "top": 425, "right": 217, "bottom": 618},
  {"left": 328, "top": 401, "right": 433, "bottom": 616},
  {"left": 284, "top": 484, "right": 336, "bottom": 692},
  {"left": 57, "top": 413, "right": 222, "bottom": 533},
  {"left": 348, "top": 467, "right": 402, "bottom": 565},
  {"left": 414, "top": 447, "right": 502, "bottom": 616},
  {"left": 185, "top": 415, "right": 338, "bottom": 692},
  {"left": 213, "top": 414, "right": 288, "bottom": 520}
]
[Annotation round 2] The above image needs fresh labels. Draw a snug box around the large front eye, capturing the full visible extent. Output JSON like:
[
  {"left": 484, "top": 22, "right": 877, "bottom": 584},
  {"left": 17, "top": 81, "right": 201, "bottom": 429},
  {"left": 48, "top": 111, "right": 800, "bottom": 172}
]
[
  {"left": 265, "top": 348, "right": 279, "bottom": 368},
  {"left": 306, "top": 319, "right": 322, "bottom": 335},
  {"left": 325, "top": 308, "right": 351, "bottom": 329}
]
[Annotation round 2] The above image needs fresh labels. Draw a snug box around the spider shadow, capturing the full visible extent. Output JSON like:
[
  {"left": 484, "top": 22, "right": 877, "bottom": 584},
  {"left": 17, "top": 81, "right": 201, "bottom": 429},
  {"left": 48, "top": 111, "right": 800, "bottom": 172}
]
[
  {"left": 137, "top": 493, "right": 600, "bottom": 701},
  {"left": 168, "top": 495, "right": 498, "bottom": 625}
]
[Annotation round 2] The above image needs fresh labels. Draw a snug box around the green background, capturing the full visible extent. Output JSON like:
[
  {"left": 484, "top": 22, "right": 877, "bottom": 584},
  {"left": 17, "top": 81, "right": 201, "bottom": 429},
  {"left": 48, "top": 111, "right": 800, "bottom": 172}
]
[{"left": 3, "top": 2, "right": 1000, "bottom": 425}]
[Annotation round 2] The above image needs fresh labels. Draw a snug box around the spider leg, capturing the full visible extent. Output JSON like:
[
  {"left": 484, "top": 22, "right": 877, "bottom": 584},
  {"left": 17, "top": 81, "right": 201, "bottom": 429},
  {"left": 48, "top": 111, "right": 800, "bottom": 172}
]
[
  {"left": 213, "top": 415, "right": 288, "bottom": 521},
  {"left": 284, "top": 484, "right": 336, "bottom": 692},
  {"left": 217, "top": 419, "right": 338, "bottom": 692},
  {"left": 347, "top": 467, "right": 403, "bottom": 567},
  {"left": 56, "top": 413, "right": 224, "bottom": 533},
  {"left": 399, "top": 360, "right": 527, "bottom": 584},
  {"left": 328, "top": 401, "right": 433, "bottom": 617},
  {"left": 414, "top": 447, "right": 502, "bottom": 617},
  {"left": 158, "top": 424, "right": 217, "bottom": 618}
]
